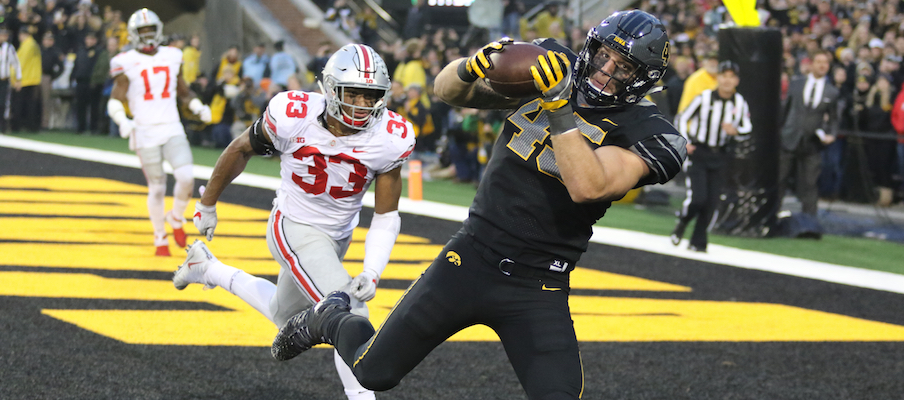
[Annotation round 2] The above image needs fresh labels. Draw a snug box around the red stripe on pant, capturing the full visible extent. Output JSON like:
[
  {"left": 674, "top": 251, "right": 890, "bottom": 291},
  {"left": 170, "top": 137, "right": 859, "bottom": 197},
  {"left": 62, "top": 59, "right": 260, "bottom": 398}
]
[{"left": 272, "top": 209, "right": 321, "bottom": 302}]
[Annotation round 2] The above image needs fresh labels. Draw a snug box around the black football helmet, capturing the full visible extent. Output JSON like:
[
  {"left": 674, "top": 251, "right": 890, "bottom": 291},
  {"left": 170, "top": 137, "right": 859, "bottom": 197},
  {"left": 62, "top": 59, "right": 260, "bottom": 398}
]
[{"left": 575, "top": 10, "right": 670, "bottom": 108}]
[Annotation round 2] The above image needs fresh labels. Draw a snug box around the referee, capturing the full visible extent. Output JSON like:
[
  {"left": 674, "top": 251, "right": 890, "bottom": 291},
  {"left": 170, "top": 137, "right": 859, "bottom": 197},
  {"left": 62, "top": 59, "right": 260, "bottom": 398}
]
[
  {"left": 671, "top": 61, "right": 751, "bottom": 252},
  {"left": 0, "top": 27, "right": 22, "bottom": 133}
]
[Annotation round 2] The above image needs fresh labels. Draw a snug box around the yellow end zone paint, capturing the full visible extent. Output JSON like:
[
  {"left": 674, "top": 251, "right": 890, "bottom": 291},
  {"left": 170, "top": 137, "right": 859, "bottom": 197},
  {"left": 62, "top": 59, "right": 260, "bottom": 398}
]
[{"left": 2, "top": 176, "right": 904, "bottom": 345}]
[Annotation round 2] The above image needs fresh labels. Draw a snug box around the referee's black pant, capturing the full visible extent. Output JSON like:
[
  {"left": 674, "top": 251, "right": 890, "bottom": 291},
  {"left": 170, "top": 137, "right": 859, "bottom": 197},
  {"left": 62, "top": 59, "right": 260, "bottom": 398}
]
[{"left": 679, "top": 145, "right": 728, "bottom": 250}]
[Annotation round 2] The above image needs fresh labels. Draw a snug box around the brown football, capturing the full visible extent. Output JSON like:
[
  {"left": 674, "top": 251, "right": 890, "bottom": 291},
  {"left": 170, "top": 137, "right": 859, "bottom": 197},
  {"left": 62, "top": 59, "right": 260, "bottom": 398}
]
[{"left": 484, "top": 42, "right": 548, "bottom": 98}]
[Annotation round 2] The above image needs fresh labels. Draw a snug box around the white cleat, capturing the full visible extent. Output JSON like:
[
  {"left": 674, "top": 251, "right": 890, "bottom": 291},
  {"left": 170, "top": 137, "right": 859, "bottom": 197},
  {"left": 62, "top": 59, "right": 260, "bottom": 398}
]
[{"left": 173, "top": 239, "right": 218, "bottom": 290}]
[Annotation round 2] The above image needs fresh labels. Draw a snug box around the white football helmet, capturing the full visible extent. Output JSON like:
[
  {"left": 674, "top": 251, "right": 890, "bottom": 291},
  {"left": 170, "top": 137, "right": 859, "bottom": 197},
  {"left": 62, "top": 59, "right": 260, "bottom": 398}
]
[
  {"left": 319, "top": 44, "right": 391, "bottom": 130},
  {"left": 127, "top": 8, "right": 164, "bottom": 53}
]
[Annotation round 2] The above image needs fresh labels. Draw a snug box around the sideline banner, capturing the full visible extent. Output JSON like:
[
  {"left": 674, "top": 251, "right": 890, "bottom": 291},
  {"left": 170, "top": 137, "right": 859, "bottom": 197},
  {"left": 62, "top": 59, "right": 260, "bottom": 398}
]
[{"left": 714, "top": 28, "right": 782, "bottom": 237}]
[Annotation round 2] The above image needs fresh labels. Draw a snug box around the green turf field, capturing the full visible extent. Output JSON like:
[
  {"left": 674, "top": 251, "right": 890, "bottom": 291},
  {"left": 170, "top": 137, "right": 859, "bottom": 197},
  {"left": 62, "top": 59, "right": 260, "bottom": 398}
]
[{"left": 9, "top": 131, "right": 904, "bottom": 275}]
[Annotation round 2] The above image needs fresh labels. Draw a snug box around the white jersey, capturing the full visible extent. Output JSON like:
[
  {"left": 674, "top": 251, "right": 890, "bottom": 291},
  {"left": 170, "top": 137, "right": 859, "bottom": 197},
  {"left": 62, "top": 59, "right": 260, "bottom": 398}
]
[
  {"left": 262, "top": 91, "right": 415, "bottom": 240},
  {"left": 110, "top": 47, "right": 185, "bottom": 148}
]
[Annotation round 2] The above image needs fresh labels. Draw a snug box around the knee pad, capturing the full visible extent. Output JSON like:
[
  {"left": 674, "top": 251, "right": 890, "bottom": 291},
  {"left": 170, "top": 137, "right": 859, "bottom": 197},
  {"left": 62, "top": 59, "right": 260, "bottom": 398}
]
[
  {"left": 173, "top": 164, "right": 193, "bottom": 184},
  {"left": 147, "top": 182, "right": 166, "bottom": 202}
]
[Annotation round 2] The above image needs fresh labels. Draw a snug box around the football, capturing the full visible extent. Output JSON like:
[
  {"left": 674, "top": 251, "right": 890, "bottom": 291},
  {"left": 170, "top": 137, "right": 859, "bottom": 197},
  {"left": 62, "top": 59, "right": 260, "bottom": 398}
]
[{"left": 484, "top": 42, "right": 548, "bottom": 98}]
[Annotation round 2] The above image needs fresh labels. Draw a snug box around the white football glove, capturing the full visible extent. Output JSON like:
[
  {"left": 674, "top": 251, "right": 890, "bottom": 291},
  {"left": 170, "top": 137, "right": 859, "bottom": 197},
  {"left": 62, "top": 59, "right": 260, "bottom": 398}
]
[
  {"left": 118, "top": 118, "right": 136, "bottom": 139},
  {"left": 189, "top": 98, "right": 213, "bottom": 124},
  {"left": 350, "top": 271, "right": 379, "bottom": 302},
  {"left": 193, "top": 201, "right": 217, "bottom": 241}
]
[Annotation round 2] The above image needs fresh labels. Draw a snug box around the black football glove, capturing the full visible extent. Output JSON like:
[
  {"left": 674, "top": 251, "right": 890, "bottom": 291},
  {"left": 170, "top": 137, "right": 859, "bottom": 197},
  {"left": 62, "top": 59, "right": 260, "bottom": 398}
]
[{"left": 457, "top": 38, "right": 515, "bottom": 83}]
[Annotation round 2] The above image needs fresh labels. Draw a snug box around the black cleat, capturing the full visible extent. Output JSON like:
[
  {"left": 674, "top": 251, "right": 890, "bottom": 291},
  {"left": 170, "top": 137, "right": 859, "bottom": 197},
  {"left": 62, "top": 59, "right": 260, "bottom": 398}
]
[
  {"left": 271, "top": 291, "right": 352, "bottom": 361},
  {"left": 670, "top": 218, "right": 688, "bottom": 246}
]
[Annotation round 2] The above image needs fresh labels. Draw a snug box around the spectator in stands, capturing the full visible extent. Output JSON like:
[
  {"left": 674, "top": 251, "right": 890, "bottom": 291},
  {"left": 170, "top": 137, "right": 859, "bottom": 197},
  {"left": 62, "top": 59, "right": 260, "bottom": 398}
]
[
  {"left": 501, "top": 0, "right": 525, "bottom": 40},
  {"left": 13, "top": 26, "right": 41, "bottom": 132},
  {"left": 677, "top": 51, "right": 719, "bottom": 113},
  {"left": 357, "top": 6, "right": 379, "bottom": 47},
  {"left": 50, "top": 8, "right": 75, "bottom": 54},
  {"left": 305, "top": 42, "right": 332, "bottom": 84},
  {"left": 403, "top": 83, "right": 435, "bottom": 154},
  {"left": 104, "top": 8, "right": 127, "bottom": 48},
  {"left": 72, "top": 31, "right": 100, "bottom": 134},
  {"left": 168, "top": 34, "right": 185, "bottom": 50},
  {"left": 0, "top": 27, "right": 21, "bottom": 133},
  {"left": 68, "top": 5, "right": 102, "bottom": 49},
  {"left": 186, "top": 72, "right": 213, "bottom": 145},
  {"left": 523, "top": 2, "right": 565, "bottom": 42},
  {"left": 818, "top": 65, "right": 851, "bottom": 201},
  {"left": 92, "top": 36, "right": 118, "bottom": 135},
  {"left": 208, "top": 66, "right": 239, "bottom": 148},
  {"left": 268, "top": 40, "right": 296, "bottom": 88},
  {"left": 231, "top": 76, "right": 267, "bottom": 133},
  {"left": 242, "top": 42, "right": 269, "bottom": 87},
  {"left": 448, "top": 107, "right": 481, "bottom": 184},
  {"left": 40, "top": 31, "right": 63, "bottom": 130},
  {"left": 392, "top": 39, "right": 426, "bottom": 95},
  {"left": 325, "top": 0, "right": 359, "bottom": 41},
  {"left": 182, "top": 34, "right": 201, "bottom": 84},
  {"left": 863, "top": 73, "right": 897, "bottom": 206},
  {"left": 402, "top": 0, "right": 427, "bottom": 40},
  {"left": 214, "top": 44, "right": 242, "bottom": 86},
  {"left": 661, "top": 56, "right": 694, "bottom": 122}
]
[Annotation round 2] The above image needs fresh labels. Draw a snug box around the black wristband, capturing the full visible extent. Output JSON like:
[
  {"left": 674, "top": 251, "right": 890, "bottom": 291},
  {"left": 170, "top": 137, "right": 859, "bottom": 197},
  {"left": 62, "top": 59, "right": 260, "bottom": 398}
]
[
  {"left": 457, "top": 60, "right": 478, "bottom": 83},
  {"left": 547, "top": 103, "right": 577, "bottom": 136}
]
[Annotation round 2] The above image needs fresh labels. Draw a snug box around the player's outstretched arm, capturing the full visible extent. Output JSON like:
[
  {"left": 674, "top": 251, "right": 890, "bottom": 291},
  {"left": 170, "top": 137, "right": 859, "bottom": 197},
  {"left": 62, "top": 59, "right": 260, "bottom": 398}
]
[
  {"left": 434, "top": 58, "right": 521, "bottom": 110},
  {"left": 352, "top": 166, "right": 403, "bottom": 302}
]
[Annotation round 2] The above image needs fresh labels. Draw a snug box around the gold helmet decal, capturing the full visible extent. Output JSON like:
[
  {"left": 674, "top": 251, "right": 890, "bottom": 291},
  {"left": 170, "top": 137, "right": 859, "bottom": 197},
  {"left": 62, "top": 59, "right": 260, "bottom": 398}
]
[
  {"left": 661, "top": 42, "right": 670, "bottom": 66},
  {"left": 445, "top": 251, "right": 461, "bottom": 266}
]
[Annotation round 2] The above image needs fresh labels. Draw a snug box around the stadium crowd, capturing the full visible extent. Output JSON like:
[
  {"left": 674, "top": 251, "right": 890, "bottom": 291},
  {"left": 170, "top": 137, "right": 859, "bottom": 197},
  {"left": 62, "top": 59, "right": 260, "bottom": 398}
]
[{"left": 2, "top": 0, "right": 903, "bottom": 205}]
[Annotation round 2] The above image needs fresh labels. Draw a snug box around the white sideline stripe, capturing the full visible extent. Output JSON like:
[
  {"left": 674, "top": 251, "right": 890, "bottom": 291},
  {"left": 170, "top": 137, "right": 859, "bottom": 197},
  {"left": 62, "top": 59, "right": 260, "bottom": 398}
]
[{"left": 3, "top": 134, "right": 903, "bottom": 294}]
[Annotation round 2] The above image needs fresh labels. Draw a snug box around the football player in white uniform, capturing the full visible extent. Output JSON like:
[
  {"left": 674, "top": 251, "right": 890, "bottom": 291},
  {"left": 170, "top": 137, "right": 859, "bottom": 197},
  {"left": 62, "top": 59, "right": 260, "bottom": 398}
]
[
  {"left": 172, "top": 44, "right": 414, "bottom": 400},
  {"left": 107, "top": 8, "right": 212, "bottom": 256}
]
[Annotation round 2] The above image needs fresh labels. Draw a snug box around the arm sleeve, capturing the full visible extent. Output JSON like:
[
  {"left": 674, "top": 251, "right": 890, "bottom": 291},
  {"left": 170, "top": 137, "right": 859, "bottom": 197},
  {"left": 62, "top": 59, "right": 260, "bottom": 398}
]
[
  {"left": 362, "top": 211, "right": 401, "bottom": 278},
  {"left": 677, "top": 93, "right": 703, "bottom": 141}
]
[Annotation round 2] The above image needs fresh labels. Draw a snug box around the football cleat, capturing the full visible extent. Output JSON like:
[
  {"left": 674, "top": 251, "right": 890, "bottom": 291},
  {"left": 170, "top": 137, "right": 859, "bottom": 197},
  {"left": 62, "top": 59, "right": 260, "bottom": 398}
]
[
  {"left": 670, "top": 218, "right": 688, "bottom": 246},
  {"left": 155, "top": 234, "right": 170, "bottom": 256},
  {"left": 272, "top": 291, "right": 352, "bottom": 361},
  {"left": 166, "top": 211, "right": 187, "bottom": 248},
  {"left": 173, "top": 239, "right": 217, "bottom": 290}
]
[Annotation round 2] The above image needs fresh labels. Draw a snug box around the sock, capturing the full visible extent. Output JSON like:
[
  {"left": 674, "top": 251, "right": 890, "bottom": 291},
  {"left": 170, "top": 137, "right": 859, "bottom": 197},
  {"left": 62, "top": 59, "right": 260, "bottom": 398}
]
[
  {"left": 205, "top": 260, "right": 277, "bottom": 322},
  {"left": 335, "top": 349, "right": 374, "bottom": 400},
  {"left": 171, "top": 165, "right": 193, "bottom": 222},
  {"left": 147, "top": 182, "right": 166, "bottom": 238}
]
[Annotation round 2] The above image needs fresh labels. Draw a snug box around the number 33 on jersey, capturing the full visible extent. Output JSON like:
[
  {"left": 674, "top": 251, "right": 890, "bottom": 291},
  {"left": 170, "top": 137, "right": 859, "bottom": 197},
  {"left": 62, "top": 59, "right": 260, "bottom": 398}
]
[{"left": 262, "top": 90, "right": 415, "bottom": 239}]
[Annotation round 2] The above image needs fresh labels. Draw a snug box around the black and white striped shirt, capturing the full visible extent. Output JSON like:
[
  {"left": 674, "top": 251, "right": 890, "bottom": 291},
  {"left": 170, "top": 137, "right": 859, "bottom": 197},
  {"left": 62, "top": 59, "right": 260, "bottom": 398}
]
[
  {"left": 677, "top": 89, "right": 752, "bottom": 148},
  {"left": 0, "top": 42, "right": 21, "bottom": 81}
]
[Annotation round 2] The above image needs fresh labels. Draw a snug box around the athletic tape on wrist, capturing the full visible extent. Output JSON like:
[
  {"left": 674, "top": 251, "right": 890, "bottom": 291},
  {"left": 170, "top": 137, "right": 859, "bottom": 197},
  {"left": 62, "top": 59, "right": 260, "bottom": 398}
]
[
  {"left": 457, "top": 60, "right": 478, "bottom": 83},
  {"left": 547, "top": 103, "right": 577, "bottom": 136}
]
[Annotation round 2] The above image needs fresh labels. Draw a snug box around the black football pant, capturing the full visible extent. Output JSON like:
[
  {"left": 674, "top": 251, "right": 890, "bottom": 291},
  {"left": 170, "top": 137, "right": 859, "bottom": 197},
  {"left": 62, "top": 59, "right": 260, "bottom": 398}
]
[
  {"left": 679, "top": 146, "right": 727, "bottom": 250},
  {"left": 331, "top": 231, "right": 582, "bottom": 399}
]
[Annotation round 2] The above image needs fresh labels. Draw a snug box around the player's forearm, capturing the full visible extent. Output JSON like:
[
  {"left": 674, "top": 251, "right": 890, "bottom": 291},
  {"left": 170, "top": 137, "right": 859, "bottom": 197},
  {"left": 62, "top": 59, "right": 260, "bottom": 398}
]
[
  {"left": 434, "top": 59, "right": 478, "bottom": 107},
  {"left": 550, "top": 131, "right": 630, "bottom": 202},
  {"left": 201, "top": 141, "right": 253, "bottom": 206},
  {"left": 435, "top": 59, "right": 518, "bottom": 109}
]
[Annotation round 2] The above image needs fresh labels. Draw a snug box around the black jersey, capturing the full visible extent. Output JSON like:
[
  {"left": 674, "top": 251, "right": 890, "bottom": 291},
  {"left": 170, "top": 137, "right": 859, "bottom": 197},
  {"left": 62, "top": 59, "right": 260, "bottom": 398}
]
[{"left": 463, "top": 43, "right": 686, "bottom": 270}]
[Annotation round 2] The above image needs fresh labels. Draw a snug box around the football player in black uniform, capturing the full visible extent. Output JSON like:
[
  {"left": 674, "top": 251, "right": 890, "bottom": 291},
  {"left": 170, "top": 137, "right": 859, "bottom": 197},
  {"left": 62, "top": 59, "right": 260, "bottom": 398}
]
[{"left": 270, "top": 10, "right": 687, "bottom": 400}]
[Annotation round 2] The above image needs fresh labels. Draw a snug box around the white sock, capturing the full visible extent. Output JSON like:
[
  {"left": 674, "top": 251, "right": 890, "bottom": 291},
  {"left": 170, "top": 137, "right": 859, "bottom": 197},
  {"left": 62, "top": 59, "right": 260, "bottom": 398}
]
[
  {"left": 147, "top": 182, "right": 166, "bottom": 238},
  {"left": 171, "top": 165, "right": 193, "bottom": 222},
  {"left": 206, "top": 260, "right": 277, "bottom": 322},
  {"left": 335, "top": 350, "right": 374, "bottom": 400}
]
